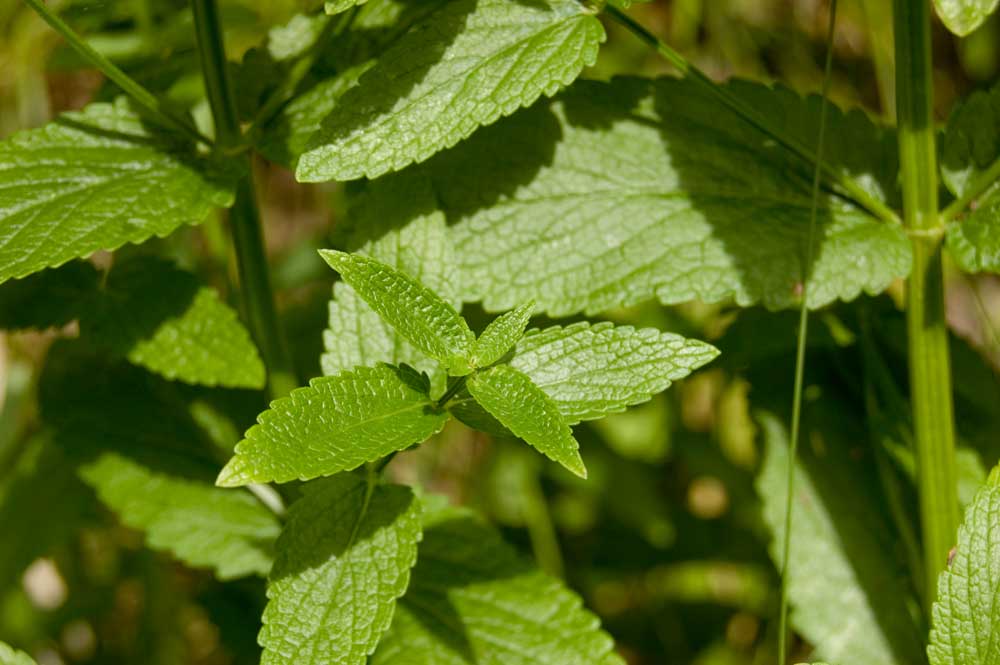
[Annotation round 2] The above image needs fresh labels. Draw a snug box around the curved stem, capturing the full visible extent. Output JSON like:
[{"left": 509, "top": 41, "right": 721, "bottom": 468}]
[
  {"left": 191, "top": 0, "right": 296, "bottom": 398},
  {"left": 24, "top": 0, "right": 210, "bottom": 145},
  {"left": 605, "top": 5, "right": 901, "bottom": 227},
  {"left": 893, "top": 0, "right": 958, "bottom": 614}
]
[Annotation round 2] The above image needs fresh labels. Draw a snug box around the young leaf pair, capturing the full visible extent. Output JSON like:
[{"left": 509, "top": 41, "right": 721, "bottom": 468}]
[{"left": 218, "top": 249, "right": 719, "bottom": 486}]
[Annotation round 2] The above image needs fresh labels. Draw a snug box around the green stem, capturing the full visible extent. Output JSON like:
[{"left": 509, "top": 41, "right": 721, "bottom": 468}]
[
  {"left": 893, "top": 0, "right": 959, "bottom": 614},
  {"left": 436, "top": 375, "right": 469, "bottom": 409},
  {"left": 777, "top": 2, "right": 838, "bottom": 661},
  {"left": 24, "top": 0, "right": 209, "bottom": 145},
  {"left": 604, "top": 5, "right": 901, "bottom": 227},
  {"left": 191, "top": 0, "right": 296, "bottom": 398}
]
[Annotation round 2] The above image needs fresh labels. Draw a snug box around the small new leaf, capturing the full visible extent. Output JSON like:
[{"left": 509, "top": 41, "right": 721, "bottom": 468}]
[
  {"left": 928, "top": 466, "right": 1000, "bottom": 665},
  {"left": 297, "top": 0, "right": 604, "bottom": 181},
  {"left": 218, "top": 364, "right": 449, "bottom": 487},
  {"left": 320, "top": 249, "right": 475, "bottom": 375},
  {"left": 0, "top": 98, "right": 239, "bottom": 283},
  {"left": 472, "top": 301, "right": 534, "bottom": 368},
  {"left": 261, "top": 475, "right": 422, "bottom": 665},
  {"left": 467, "top": 364, "right": 586, "bottom": 477}
]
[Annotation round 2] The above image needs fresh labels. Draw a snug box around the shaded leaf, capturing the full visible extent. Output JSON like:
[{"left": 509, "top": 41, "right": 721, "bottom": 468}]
[
  {"left": 297, "top": 0, "right": 604, "bottom": 181},
  {"left": 372, "top": 499, "right": 624, "bottom": 665},
  {"left": 261, "top": 475, "right": 422, "bottom": 665},
  {"left": 81, "top": 257, "right": 265, "bottom": 389},
  {"left": 0, "top": 260, "right": 99, "bottom": 330}
]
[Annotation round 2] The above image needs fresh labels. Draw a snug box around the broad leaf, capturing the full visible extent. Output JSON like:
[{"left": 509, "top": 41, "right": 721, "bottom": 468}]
[
  {"left": 934, "top": 0, "right": 1000, "bottom": 36},
  {"left": 0, "top": 260, "right": 98, "bottom": 330},
  {"left": 218, "top": 364, "right": 449, "bottom": 487},
  {"left": 472, "top": 301, "right": 534, "bottom": 368},
  {"left": 510, "top": 322, "right": 719, "bottom": 424},
  {"left": 0, "top": 98, "right": 239, "bottom": 282},
  {"left": 467, "top": 364, "right": 586, "bottom": 477},
  {"left": 81, "top": 257, "right": 265, "bottom": 389},
  {"left": 372, "top": 499, "right": 624, "bottom": 665},
  {"left": 756, "top": 411, "right": 925, "bottom": 665},
  {"left": 414, "top": 77, "right": 908, "bottom": 315},
  {"left": 79, "top": 452, "right": 280, "bottom": 580},
  {"left": 322, "top": 173, "right": 458, "bottom": 397},
  {"left": 261, "top": 475, "right": 422, "bottom": 665},
  {"left": 296, "top": 0, "right": 605, "bottom": 181},
  {"left": 320, "top": 249, "right": 475, "bottom": 374},
  {"left": 928, "top": 466, "right": 1000, "bottom": 665},
  {"left": 0, "top": 642, "right": 36, "bottom": 665}
]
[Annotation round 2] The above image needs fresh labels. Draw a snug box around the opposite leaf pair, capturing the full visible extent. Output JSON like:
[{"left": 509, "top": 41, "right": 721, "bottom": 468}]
[{"left": 218, "top": 250, "right": 719, "bottom": 486}]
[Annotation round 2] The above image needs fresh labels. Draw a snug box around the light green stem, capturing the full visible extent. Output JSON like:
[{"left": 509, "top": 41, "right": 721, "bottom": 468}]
[
  {"left": 24, "top": 0, "right": 209, "bottom": 145},
  {"left": 191, "top": 0, "right": 296, "bottom": 398},
  {"left": 604, "top": 4, "right": 901, "bottom": 227},
  {"left": 893, "top": 0, "right": 959, "bottom": 614}
]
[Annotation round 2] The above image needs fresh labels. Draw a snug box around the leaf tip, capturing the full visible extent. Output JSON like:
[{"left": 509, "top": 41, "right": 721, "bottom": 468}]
[{"left": 216, "top": 459, "right": 250, "bottom": 488}]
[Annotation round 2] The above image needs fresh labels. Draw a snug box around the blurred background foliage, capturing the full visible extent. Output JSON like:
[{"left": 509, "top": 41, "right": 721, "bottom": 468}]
[{"left": 2, "top": 0, "right": 1000, "bottom": 663}]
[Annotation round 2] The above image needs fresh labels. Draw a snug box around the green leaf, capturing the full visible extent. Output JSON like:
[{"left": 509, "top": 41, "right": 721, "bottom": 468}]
[
  {"left": 509, "top": 322, "right": 719, "bottom": 424},
  {"left": 756, "top": 411, "right": 925, "bottom": 665},
  {"left": 296, "top": 0, "right": 605, "bottom": 182},
  {"left": 372, "top": 499, "right": 624, "bottom": 665},
  {"left": 261, "top": 474, "right": 422, "bottom": 665},
  {"left": 218, "top": 364, "right": 449, "bottom": 487},
  {"left": 78, "top": 451, "right": 280, "bottom": 580},
  {"left": 0, "top": 98, "right": 239, "bottom": 283},
  {"left": 467, "top": 364, "right": 586, "bottom": 477},
  {"left": 928, "top": 467, "right": 1000, "bottom": 665},
  {"left": 322, "top": 173, "right": 458, "bottom": 397},
  {"left": 0, "top": 260, "right": 99, "bottom": 330},
  {"left": 940, "top": 82, "right": 1000, "bottom": 198},
  {"left": 80, "top": 257, "right": 265, "bottom": 389},
  {"left": 320, "top": 249, "right": 475, "bottom": 374},
  {"left": 420, "top": 77, "right": 907, "bottom": 315},
  {"left": 946, "top": 193, "right": 1000, "bottom": 273},
  {"left": 327, "top": 0, "right": 368, "bottom": 14},
  {"left": 0, "top": 642, "right": 36, "bottom": 665},
  {"left": 37, "top": 344, "right": 278, "bottom": 580},
  {"left": 933, "top": 0, "right": 1000, "bottom": 35},
  {"left": 472, "top": 301, "right": 534, "bottom": 368}
]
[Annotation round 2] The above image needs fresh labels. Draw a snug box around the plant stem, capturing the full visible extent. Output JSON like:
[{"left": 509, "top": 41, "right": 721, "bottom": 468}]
[
  {"left": 191, "top": 0, "right": 296, "bottom": 398},
  {"left": 436, "top": 375, "right": 469, "bottom": 409},
  {"left": 24, "top": 0, "right": 210, "bottom": 145},
  {"left": 604, "top": 4, "right": 901, "bottom": 227},
  {"left": 777, "top": 1, "right": 838, "bottom": 660},
  {"left": 893, "top": 0, "right": 959, "bottom": 614}
]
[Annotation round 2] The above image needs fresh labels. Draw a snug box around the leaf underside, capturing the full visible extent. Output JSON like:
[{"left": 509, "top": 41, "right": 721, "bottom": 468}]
[
  {"left": 0, "top": 98, "right": 238, "bottom": 283},
  {"left": 261, "top": 475, "right": 422, "bottom": 665}
]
